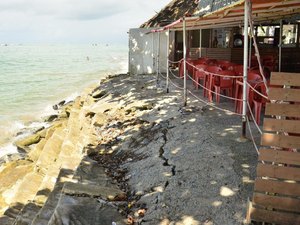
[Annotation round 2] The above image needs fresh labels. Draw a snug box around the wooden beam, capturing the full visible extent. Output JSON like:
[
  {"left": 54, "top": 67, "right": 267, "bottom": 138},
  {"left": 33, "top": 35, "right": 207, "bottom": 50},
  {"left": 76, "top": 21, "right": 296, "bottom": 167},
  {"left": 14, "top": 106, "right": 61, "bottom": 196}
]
[
  {"left": 265, "top": 103, "right": 300, "bottom": 117},
  {"left": 254, "top": 177, "right": 300, "bottom": 196},
  {"left": 253, "top": 193, "right": 300, "bottom": 213},
  {"left": 250, "top": 207, "right": 300, "bottom": 224},
  {"left": 261, "top": 133, "right": 300, "bottom": 149},
  {"left": 259, "top": 149, "right": 300, "bottom": 165},
  {"left": 263, "top": 118, "right": 300, "bottom": 134},
  {"left": 271, "top": 72, "right": 300, "bottom": 86},
  {"left": 257, "top": 163, "right": 300, "bottom": 181},
  {"left": 268, "top": 88, "right": 300, "bottom": 101}
]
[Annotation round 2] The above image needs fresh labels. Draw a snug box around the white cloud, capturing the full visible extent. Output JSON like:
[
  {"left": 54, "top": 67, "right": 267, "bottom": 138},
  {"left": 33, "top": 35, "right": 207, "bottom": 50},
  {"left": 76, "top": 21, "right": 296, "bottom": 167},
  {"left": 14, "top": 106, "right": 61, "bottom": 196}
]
[{"left": 0, "top": 0, "right": 171, "bottom": 44}]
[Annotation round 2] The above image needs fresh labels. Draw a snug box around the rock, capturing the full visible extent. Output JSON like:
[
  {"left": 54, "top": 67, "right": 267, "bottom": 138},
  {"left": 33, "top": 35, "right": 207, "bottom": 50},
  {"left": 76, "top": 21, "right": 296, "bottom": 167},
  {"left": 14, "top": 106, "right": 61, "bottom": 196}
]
[
  {"left": 53, "top": 100, "right": 66, "bottom": 110},
  {"left": 85, "top": 111, "right": 96, "bottom": 118},
  {"left": 92, "top": 89, "right": 107, "bottom": 99},
  {"left": 92, "top": 113, "right": 108, "bottom": 127},
  {"left": 1, "top": 153, "right": 26, "bottom": 164},
  {"left": 0, "top": 215, "right": 15, "bottom": 225},
  {"left": 60, "top": 104, "right": 74, "bottom": 118},
  {"left": 16, "top": 126, "right": 45, "bottom": 137},
  {"left": 33, "top": 126, "right": 45, "bottom": 134},
  {"left": 14, "top": 133, "right": 42, "bottom": 152},
  {"left": 58, "top": 100, "right": 66, "bottom": 107},
  {"left": 43, "top": 114, "right": 58, "bottom": 122}
]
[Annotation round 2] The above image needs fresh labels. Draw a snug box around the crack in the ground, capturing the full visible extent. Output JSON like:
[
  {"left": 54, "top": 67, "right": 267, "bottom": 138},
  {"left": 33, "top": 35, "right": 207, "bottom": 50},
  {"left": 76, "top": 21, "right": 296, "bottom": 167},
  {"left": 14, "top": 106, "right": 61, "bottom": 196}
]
[{"left": 158, "top": 121, "right": 177, "bottom": 177}]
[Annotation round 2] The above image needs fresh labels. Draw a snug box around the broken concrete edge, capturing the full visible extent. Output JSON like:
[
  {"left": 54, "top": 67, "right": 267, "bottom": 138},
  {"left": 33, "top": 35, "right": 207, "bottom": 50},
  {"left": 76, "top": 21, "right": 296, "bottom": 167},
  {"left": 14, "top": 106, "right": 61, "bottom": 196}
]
[{"left": 62, "top": 182, "right": 126, "bottom": 201}]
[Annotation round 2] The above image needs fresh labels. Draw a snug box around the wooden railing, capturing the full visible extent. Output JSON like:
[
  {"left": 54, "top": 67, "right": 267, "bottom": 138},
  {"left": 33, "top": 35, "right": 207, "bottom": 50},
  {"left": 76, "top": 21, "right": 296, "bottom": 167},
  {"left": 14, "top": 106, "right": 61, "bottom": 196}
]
[{"left": 247, "top": 72, "right": 300, "bottom": 224}]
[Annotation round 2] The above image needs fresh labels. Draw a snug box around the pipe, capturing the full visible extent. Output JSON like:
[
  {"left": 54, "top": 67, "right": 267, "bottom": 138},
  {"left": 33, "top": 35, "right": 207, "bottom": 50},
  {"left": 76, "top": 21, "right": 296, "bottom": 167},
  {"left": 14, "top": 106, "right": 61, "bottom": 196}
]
[
  {"left": 242, "top": 0, "right": 249, "bottom": 138},
  {"left": 166, "top": 29, "right": 170, "bottom": 93},
  {"left": 183, "top": 17, "right": 187, "bottom": 106}
]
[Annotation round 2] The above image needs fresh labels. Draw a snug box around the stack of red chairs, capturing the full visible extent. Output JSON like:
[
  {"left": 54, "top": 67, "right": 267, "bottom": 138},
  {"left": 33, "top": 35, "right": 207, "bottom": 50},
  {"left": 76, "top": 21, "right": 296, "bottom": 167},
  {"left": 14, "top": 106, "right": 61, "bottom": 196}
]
[
  {"left": 192, "top": 58, "right": 208, "bottom": 80},
  {"left": 194, "top": 64, "right": 208, "bottom": 89},
  {"left": 217, "top": 60, "right": 237, "bottom": 71},
  {"left": 213, "top": 70, "right": 235, "bottom": 104},
  {"left": 234, "top": 71, "right": 262, "bottom": 114},
  {"left": 203, "top": 66, "right": 222, "bottom": 102},
  {"left": 252, "top": 82, "right": 268, "bottom": 125}
]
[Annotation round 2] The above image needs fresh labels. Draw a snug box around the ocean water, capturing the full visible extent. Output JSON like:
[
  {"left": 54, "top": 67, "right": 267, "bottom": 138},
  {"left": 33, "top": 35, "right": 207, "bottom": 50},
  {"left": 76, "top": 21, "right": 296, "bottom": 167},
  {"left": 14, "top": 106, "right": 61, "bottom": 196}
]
[{"left": 0, "top": 44, "right": 128, "bottom": 157}]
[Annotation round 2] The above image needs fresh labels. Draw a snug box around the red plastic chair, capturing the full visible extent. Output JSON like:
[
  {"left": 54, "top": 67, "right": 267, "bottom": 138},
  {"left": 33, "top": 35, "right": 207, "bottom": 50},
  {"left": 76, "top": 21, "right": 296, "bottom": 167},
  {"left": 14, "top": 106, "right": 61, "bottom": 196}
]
[
  {"left": 234, "top": 65, "right": 244, "bottom": 77},
  {"left": 248, "top": 71, "right": 262, "bottom": 81},
  {"left": 213, "top": 70, "right": 235, "bottom": 104},
  {"left": 262, "top": 55, "right": 276, "bottom": 72},
  {"left": 194, "top": 64, "right": 208, "bottom": 89},
  {"left": 203, "top": 66, "right": 222, "bottom": 102},
  {"left": 206, "top": 59, "right": 218, "bottom": 65},
  {"left": 192, "top": 60, "right": 207, "bottom": 80},
  {"left": 179, "top": 58, "right": 196, "bottom": 78},
  {"left": 217, "top": 60, "right": 236, "bottom": 70},
  {"left": 234, "top": 72, "right": 262, "bottom": 114},
  {"left": 187, "top": 58, "right": 195, "bottom": 76},
  {"left": 234, "top": 71, "right": 261, "bottom": 99},
  {"left": 179, "top": 60, "right": 184, "bottom": 78},
  {"left": 252, "top": 82, "right": 268, "bottom": 125}
]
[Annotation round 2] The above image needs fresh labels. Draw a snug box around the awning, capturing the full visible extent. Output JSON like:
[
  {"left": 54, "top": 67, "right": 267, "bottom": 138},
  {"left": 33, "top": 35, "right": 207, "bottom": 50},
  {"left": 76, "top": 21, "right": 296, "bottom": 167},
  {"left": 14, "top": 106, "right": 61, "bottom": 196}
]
[{"left": 152, "top": 0, "right": 300, "bottom": 32}]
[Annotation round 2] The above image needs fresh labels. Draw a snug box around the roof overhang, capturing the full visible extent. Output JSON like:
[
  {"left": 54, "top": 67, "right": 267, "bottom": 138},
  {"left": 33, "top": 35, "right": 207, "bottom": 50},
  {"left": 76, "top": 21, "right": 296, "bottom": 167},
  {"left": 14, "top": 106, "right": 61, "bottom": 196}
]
[{"left": 152, "top": 0, "right": 300, "bottom": 32}]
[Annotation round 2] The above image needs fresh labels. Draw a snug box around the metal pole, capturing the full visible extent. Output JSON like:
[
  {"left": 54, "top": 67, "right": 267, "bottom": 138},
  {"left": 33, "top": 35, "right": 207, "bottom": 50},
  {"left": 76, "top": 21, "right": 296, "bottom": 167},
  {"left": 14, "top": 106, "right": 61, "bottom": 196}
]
[
  {"left": 128, "top": 31, "right": 131, "bottom": 75},
  {"left": 183, "top": 17, "right": 187, "bottom": 106},
  {"left": 166, "top": 29, "right": 170, "bottom": 93},
  {"left": 249, "top": 32, "right": 252, "bottom": 68},
  {"left": 279, "top": 19, "right": 283, "bottom": 72},
  {"left": 199, "top": 29, "right": 202, "bottom": 58},
  {"left": 152, "top": 33, "right": 155, "bottom": 72},
  {"left": 242, "top": 0, "right": 249, "bottom": 137},
  {"left": 156, "top": 32, "right": 160, "bottom": 84}
]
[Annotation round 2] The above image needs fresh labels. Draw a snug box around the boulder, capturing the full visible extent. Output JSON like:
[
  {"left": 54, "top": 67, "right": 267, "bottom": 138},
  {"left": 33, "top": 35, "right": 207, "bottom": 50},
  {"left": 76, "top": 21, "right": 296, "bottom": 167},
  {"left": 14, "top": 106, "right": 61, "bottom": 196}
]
[
  {"left": 92, "top": 89, "right": 107, "bottom": 99},
  {"left": 14, "top": 133, "right": 42, "bottom": 152},
  {"left": 43, "top": 115, "right": 58, "bottom": 122},
  {"left": 53, "top": 100, "right": 66, "bottom": 110}
]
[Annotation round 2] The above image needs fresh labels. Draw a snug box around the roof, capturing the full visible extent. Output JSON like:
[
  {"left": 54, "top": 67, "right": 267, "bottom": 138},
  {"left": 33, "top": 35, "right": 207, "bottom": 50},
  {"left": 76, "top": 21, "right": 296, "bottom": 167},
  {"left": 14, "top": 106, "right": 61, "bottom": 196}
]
[
  {"left": 152, "top": 0, "right": 300, "bottom": 31},
  {"left": 197, "top": 0, "right": 241, "bottom": 16},
  {"left": 140, "top": 0, "right": 200, "bottom": 28}
]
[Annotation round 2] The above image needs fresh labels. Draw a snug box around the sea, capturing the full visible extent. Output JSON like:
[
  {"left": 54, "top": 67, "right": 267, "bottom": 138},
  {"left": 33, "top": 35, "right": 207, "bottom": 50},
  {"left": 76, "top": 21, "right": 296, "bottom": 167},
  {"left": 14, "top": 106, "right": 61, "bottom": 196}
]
[{"left": 0, "top": 44, "right": 128, "bottom": 158}]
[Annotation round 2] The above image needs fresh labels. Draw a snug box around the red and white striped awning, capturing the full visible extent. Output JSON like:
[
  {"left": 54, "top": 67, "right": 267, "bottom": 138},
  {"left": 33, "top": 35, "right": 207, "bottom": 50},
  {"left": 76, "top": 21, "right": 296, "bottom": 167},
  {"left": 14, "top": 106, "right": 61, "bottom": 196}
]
[{"left": 152, "top": 0, "right": 300, "bottom": 32}]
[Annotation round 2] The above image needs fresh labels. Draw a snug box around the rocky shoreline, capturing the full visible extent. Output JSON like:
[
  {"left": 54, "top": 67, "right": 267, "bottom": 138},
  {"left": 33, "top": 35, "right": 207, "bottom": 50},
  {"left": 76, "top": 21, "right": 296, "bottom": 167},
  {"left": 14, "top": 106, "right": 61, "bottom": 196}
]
[{"left": 0, "top": 73, "right": 258, "bottom": 224}]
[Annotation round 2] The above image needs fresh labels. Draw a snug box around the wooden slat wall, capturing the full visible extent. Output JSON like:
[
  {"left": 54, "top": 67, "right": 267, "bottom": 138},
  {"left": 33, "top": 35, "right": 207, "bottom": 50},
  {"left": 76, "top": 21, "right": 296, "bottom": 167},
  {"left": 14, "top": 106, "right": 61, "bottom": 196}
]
[
  {"left": 231, "top": 48, "right": 243, "bottom": 64},
  {"left": 249, "top": 72, "right": 300, "bottom": 224},
  {"left": 200, "top": 48, "right": 231, "bottom": 61},
  {"left": 189, "top": 47, "right": 200, "bottom": 60}
]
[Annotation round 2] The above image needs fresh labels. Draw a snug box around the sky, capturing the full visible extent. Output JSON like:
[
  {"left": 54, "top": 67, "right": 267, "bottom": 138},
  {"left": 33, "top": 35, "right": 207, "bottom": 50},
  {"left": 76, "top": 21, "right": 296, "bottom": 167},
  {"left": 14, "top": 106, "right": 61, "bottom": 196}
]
[{"left": 0, "top": 0, "right": 171, "bottom": 44}]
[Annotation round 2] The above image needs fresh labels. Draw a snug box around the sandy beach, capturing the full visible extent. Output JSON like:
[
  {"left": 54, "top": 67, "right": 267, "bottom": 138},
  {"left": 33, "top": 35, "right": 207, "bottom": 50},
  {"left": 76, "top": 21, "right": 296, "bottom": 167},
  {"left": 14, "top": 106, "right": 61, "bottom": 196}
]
[{"left": 0, "top": 73, "right": 258, "bottom": 225}]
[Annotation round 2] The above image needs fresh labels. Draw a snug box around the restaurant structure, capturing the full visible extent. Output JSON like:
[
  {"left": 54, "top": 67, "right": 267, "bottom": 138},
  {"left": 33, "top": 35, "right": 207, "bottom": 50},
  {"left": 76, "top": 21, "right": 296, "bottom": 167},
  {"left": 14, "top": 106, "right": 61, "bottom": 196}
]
[{"left": 129, "top": 0, "right": 300, "bottom": 224}]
